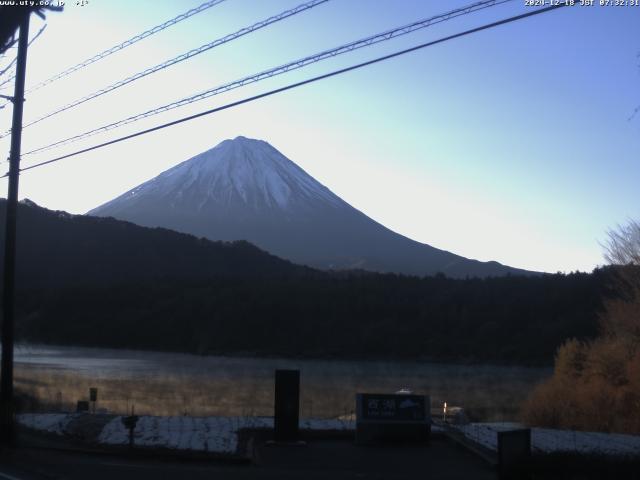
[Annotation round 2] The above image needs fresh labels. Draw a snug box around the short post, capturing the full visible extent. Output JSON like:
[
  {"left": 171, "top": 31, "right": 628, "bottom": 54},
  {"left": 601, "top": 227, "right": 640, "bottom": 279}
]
[
  {"left": 121, "top": 407, "right": 139, "bottom": 448},
  {"left": 89, "top": 387, "right": 97, "bottom": 414},
  {"left": 274, "top": 369, "right": 299, "bottom": 442}
]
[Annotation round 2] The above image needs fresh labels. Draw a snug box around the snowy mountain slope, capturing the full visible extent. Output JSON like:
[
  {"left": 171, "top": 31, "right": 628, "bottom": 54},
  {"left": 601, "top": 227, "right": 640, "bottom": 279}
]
[{"left": 88, "top": 136, "right": 533, "bottom": 278}]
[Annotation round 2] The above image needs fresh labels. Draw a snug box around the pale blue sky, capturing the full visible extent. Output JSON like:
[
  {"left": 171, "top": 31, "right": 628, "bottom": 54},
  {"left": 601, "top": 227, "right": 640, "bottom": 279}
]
[{"left": 0, "top": 0, "right": 638, "bottom": 273}]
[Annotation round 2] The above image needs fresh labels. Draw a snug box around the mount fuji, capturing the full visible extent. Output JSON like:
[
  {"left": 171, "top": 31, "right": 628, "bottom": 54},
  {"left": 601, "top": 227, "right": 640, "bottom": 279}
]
[{"left": 88, "top": 136, "right": 532, "bottom": 278}]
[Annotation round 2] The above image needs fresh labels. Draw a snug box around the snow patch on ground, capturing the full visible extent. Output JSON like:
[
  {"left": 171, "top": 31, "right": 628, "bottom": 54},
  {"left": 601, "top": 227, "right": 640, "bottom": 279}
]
[
  {"left": 299, "top": 418, "right": 354, "bottom": 431},
  {"left": 22, "top": 413, "right": 635, "bottom": 459},
  {"left": 98, "top": 416, "right": 354, "bottom": 454},
  {"left": 17, "top": 413, "right": 74, "bottom": 435},
  {"left": 455, "top": 423, "right": 640, "bottom": 458},
  {"left": 99, "top": 416, "right": 261, "bottom": 453},
  {"left": 20, "top": 413, "right": 354, "bottom": 454}
]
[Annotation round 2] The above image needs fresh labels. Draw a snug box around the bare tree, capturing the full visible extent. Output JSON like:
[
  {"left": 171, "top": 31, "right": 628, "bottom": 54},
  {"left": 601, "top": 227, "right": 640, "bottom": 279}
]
[
  {"left": 603, "top": 219, "right": 640, "bottom": 266},
  {"left": 601, "top": 219, "right": 640, "bottom": 337}
]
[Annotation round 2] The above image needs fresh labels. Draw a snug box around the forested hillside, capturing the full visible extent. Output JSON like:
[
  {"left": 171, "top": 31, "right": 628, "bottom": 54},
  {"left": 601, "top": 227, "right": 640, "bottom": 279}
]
[{"left": 1, "top": 200, "right": 608, "bottom": 365}]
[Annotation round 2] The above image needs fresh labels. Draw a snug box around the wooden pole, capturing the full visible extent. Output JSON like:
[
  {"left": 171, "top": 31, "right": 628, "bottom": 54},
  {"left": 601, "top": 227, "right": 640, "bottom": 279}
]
[{"left": 1, "top": 11, "right": 30, "bottom": 447}]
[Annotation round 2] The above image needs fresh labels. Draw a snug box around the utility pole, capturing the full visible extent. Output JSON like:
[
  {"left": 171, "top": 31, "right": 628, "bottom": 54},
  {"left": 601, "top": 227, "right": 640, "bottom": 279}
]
[{"left": 0, "top": 11, "right": 30, "bottom": 447}]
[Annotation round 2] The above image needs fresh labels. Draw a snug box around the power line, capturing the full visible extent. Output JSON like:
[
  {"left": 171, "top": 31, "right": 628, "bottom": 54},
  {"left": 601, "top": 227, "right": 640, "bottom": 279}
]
[
  {"left": 24, "top": 0, "right": 229, "bottom": 94},
  {"left": 0, "top": 0, "right": 329, "bottom": 138},
  {"left": 0, "top": 56, "right": 17, "bottom": 79},
  {"left": 7, "top": 2, "right": 570, "bottom": 178},
  {"left": 21, "top": 0, "right": 514, "bottom": 157},
  {"left": 0, "top": 24, "right": 46, "bottom": 110},
  {"left": 0, "top": 39, "right": 17, "bottom": 56},
  {"left": 0, "top": 24, "right": 46, "bottom": 79},
  {"left": 0, "top": 73, "right": 14, "bottom": 90}
]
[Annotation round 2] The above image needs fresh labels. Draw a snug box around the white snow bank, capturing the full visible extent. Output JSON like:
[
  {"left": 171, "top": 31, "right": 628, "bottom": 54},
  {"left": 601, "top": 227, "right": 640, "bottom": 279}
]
[
  {"left": 17, "top": 413, "right": 74, "bottom": 435},
  {"left": 98, "top": 416, "right": 354, "bottom": 454},
  {"left": 455, "top": 423, "right": 640, "bottom": 458},
  {"left": 98, "top": 416, "right": 262, "bottom": 453},
  {"left": 299, "top": 417, "right": 355, "bottom": 431}
]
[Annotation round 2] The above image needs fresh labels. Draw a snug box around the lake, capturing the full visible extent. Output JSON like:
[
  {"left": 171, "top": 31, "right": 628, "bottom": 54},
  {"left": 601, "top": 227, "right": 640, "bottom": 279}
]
[{"left": 14, "top": 344, "right": 551, "bottom": 421}]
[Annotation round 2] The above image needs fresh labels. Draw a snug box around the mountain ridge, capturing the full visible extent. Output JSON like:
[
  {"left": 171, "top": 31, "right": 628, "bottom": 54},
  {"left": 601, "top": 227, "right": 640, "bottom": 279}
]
[
  {"left": 89, "top": 136, "right": 536, "bottom": 278},
  {"left": 1, "top": 198, "right": 308, "bottom": 289},
  {"left": 0, "top": 198, "right": 603, "bottom": 365}
]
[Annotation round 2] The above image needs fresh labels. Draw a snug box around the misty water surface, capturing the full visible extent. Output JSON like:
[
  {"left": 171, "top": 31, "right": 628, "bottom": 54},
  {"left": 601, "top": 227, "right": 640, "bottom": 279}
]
[{"left": 14, "top": 344, "right": 551, "bottom": 421}]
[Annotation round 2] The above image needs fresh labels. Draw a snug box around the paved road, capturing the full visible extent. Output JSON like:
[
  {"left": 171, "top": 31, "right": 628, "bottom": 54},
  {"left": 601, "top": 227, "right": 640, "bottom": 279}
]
[{"left": 0, "top": 435, "right": 497, "bottom": 479}]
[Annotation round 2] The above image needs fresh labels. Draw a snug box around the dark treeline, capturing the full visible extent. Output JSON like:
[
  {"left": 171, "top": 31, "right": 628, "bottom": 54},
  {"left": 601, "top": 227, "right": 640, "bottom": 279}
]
[
  {"left": 0, "top": 200, "right": 310, "bottom": 289},
  {"left": 16, "top": 271, "right": 607, "bottom": 366},
  {"left": 2, "top": 200, "right": 609, "bottom": 365}
]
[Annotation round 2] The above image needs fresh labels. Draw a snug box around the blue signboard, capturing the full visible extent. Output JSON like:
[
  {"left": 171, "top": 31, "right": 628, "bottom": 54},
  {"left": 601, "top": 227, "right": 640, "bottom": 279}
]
[{"left": 359, "top": 394, "right": 427, "bottom": 422}]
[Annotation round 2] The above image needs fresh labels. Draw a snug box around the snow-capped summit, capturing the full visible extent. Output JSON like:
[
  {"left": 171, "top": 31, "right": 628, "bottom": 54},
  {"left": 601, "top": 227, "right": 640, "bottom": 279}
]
[
  {"left": 89, "top": 137, "right": 532, "bottom": 278},
  {"left": 103, "top": 136, "right": 341, "bottom": 214}
]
